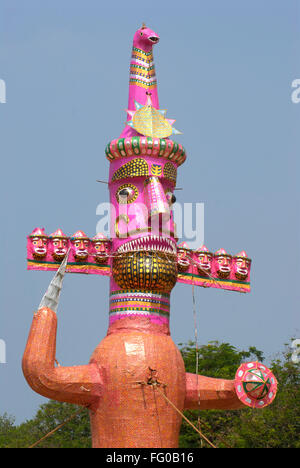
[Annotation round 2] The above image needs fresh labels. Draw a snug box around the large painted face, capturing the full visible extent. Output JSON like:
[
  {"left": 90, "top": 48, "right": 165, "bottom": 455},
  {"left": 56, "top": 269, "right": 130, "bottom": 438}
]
[
  {"left": 92, "top": 236, "right": 111, "bottom": 265},
  {"left": 214, "top": 249, "right": 232, "bottom": 279},
  {"left": 177, "top": 242, "right": 191, "bottom": 272},
  {"left": 31, "top": 236, "right": 48, "bottom": 260},
  {"left": 133, "top": 25, "right": 159, "bottom": 52},
  {"left": 109, "top": 153, "right": 178, "bottom": 292},
  {"left": 195, "top": 246, "right": 213, "bottom": 276},
  {"left": 71, "top": 231, "right": 89, "bottom": 262},
  {"left": 52, "top": 237, "right": 68, "bottom": 261},
  {"left": 49, "top": 229, "right": 68, "bottom": 261},
  {"left": 233, "top": 251, "right": 251, "bottom": 281}
]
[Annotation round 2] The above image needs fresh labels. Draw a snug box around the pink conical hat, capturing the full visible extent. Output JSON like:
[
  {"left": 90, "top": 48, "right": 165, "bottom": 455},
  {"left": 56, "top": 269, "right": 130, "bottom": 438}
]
[
  {"left": 235, "top": 250, "right": 249, "bottom": 259},
  {"left": 196, "top": 245, "right": 211, "bottom": 253},
  {"left": 215, "top": 248, "right": 231, "bottom": 257},
  {"left": 177, "top": 241, "right": 190, "bottom": 250},
  {"left": 92, "top": 233, "right": 109, "bottom": 242},
  {"left": 71, "top": 230, "right": 89, "bottom": 240},
  {"left": 29, "top": 227, "right": 47, "bottom": 238},
  {"left": 49, "top": 229, "right": 68, "bottom": 239}
]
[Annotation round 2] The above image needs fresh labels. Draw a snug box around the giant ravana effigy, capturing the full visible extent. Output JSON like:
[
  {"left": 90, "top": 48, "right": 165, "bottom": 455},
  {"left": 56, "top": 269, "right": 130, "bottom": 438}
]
[{"left": 23, "top": 25, "right": 277, "bottom": 448}]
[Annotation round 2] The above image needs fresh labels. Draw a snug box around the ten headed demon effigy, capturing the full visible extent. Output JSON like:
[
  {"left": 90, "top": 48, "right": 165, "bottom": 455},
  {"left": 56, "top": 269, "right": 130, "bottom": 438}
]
[{"left": 23, "top": 25, "right": 277, "bottom": 448}]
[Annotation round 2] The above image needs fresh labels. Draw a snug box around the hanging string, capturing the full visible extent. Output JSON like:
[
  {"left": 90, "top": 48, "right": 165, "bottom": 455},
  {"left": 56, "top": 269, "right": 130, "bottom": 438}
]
[
  {"left": 189, "top": 260, "right": 233, "bottom": 449},
  {"left": 153, "top": 386, "right": 217, "bottom": 449},
  {"left": 192, "top": 284, "right": 203, "bottom": 447},
  {"left": 152, "top": 386, "right": 163, "bottom": 447},
  {"left": 192, "top": 284, "right": 200, "bottom": 396},
  {"left": 196, "top": 419, "right": 233, "bottom": 449}
]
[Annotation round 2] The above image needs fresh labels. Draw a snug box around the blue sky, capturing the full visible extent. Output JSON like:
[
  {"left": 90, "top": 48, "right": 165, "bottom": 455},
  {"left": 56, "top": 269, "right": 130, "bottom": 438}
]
[{"left": 0, "top": 0, "right": 299, "bottom": 424}]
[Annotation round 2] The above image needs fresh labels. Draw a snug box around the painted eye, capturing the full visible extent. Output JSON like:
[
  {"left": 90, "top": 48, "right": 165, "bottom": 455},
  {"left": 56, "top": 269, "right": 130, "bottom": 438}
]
[
  {"left": 140, "top": 32, "right": 143, "bottom": 36},
  {"left": 120, "top": 188, "right": 131, "bottom": 197},
  {"left": 116, "top": 184, "right": 138, "bottom": 204}
]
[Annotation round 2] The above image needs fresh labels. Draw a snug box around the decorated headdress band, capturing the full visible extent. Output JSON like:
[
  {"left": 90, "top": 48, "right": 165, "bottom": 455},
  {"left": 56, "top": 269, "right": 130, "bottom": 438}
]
[{"left": 105, "top": 137, "right": 186, "bottom": 167}]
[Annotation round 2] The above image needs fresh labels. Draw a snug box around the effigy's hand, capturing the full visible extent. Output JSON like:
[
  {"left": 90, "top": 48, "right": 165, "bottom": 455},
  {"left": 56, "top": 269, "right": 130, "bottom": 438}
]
[
  {"left": 234, "top": 362, "right": 277, "bottom": 409},
  {"left": 38, "top": 248, "right": 70, "bottom": 314}
]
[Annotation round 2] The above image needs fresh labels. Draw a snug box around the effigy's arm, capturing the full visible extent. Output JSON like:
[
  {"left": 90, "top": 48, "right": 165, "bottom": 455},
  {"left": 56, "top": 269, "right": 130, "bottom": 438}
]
[
  {"left": 23, "top": 252, "right": 103, "bottom": 408},
  {"left": 184, "top": 373, "right": 244, "bottom": 410},
  {"left": 22, "top": 307, "right": 103, "bottom": 408},
  {"left": 185, "top": 360, "right": 278, "bottom": 410}
]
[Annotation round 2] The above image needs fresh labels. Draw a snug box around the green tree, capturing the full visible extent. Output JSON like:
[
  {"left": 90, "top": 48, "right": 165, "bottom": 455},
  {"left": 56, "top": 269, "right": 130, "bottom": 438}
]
[
  {"left": 179, "top": 340, "right": 300, "bottom": 448},
  {"left": 179, "top": 340, "right": 263, "bottom": 378},
  {"left": 0, "top": 413, "right": 16, "bottom": 447},
  {"left": 0, "top": 402, "right": 91, "bottom": 448}
]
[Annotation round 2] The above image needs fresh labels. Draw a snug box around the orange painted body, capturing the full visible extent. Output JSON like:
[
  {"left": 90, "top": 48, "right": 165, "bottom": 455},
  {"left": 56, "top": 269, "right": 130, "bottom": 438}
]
[{"left": 23, "top": 308, "right": 244, "bottom": 448}]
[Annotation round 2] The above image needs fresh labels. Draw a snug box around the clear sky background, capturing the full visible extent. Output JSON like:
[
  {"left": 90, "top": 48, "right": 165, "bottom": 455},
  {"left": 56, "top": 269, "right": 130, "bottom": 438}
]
[{"left": 0, "top": 0, "right": 299, "bottom": 424}]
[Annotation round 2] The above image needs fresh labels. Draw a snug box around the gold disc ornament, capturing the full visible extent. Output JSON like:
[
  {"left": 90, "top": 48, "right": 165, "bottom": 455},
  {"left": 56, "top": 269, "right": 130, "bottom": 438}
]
[{"left": 133, "top": 104, "right": 173, "bottom": 138}]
